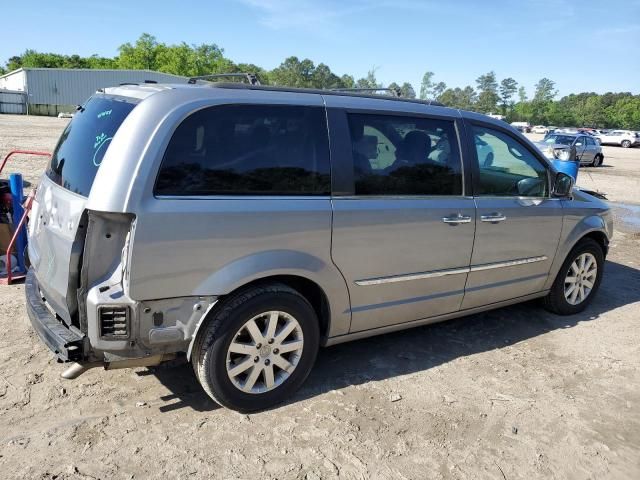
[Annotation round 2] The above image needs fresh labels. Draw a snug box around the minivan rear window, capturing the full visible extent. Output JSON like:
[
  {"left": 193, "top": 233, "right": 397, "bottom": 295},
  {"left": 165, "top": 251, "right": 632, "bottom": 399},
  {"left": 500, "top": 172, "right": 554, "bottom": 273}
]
[{"left": 46, "top": 96, "right": 136, "bottom": 197}]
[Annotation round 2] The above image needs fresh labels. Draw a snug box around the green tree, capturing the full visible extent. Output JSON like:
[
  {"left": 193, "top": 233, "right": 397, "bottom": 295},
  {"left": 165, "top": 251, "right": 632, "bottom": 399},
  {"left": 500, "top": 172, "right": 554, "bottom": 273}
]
[
  {"left": 518, "top": 86, "right": 527, "bottom": 103},
  {"left": 400, "top": 82, "right": 416, "bottom": 99},
  {"left": 86, "top": 54, "right": 118, "bottom": 69},
  {"left": 438, "top": 86, "right": 477, "bottom": 110},
  {"left": 608, "top": 97, "right": 640, "bottom": 129},
  {"left": 499, "top": 77, "right": 518, "bottom": 115},
  {"left": 419, "top": 71, "right": 434, "bottom": 99},
  {"left": 5, "top": 56, "right": 23, "bottom": 71},
  {"left": 117, "top": 33, "right": 163, "bottom": 70},
  {"left": 438, "top": 88, "right": 459, "bottom": 108},
  {"left": 387, "top": 82, "right": 402, "bottom": 97},
  {"left": 340, "top": 74, "right": 355, "bottom": 89},
  {"left": 356, "top": 68, "right": 381, "bottom": 89},
  {"left": 270, "top": 56, "right": 315, "bottom": 87},
  {"left": 190, "top": 44, "right": 233, "bottom": 76},
  {"left": 475, "top": 71, "right": 499, "bottom": 113},
  {"left": 432, "top": 81, "right": 447, "bottom": 101},
  {"left": 234, "top": 63, "right": 270, "bottom": 84},
  {"left": 156, "top": 42, "right": 193, "bottom": 75},
  {"left": 533, "top": 77, "right": 557, "bottom": 102},
  {"left": 310, "top": 63, "right": 342, "bottom": 89}
]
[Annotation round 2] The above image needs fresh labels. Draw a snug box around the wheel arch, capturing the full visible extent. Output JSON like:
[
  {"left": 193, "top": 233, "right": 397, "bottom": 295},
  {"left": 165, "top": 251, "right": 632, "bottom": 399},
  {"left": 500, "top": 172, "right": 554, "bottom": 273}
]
[
  {"left": 581, "top": 230, "right": 609, "bottom": 256},
  {"left": 187, "top": 273, "right": 334, "bottom": 360},
  {"left": 544, "top": 221, "right": 609, "bottom": 291}
]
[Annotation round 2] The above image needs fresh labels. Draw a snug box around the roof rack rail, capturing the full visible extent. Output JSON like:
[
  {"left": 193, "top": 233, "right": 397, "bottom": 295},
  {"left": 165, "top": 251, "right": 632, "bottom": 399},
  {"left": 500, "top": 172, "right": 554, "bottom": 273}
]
[
  {"left": 331, "top": 87, "right": 402, "bottom": 97},
  {"left": 188, "top": 72, "right": 261, "bottom": 86},
  {"left": 201, "top": 82, "right": 444, "bottom": 107}
]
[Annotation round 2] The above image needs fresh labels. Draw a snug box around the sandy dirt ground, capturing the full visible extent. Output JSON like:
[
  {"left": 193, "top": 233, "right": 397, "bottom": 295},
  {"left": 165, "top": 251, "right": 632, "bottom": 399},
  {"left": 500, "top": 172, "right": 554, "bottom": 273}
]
[{"left": 0, "top": 115, "right": 639, "bottom": 479}]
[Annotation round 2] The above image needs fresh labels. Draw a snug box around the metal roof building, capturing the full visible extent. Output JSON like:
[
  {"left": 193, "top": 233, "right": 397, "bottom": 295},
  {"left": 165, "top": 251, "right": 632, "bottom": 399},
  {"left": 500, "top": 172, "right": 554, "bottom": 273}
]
[{"left": 0, "top": 68, "right": 188, "bottom": 115}]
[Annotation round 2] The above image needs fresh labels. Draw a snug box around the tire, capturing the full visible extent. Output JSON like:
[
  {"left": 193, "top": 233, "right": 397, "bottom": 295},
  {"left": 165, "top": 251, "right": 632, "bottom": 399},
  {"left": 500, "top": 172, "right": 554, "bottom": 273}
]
[
  {"left": 592, "top": 154, "right": 603, "bottom": 167},
  {"left": 191, "top": 283, "right": 320, "bottom": 412},
  {"left": 621, "top": 140, "right": 631, "bottom": 148},
  {"left": 543, "top": 238, "right": 604, "bottom": 315}
]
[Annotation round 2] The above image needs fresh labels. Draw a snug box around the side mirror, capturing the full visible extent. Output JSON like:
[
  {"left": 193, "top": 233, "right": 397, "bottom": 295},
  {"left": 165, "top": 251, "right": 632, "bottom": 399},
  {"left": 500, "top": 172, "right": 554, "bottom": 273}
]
[{"left": 553, "top": 172, "right": 574, "bottom": 197}]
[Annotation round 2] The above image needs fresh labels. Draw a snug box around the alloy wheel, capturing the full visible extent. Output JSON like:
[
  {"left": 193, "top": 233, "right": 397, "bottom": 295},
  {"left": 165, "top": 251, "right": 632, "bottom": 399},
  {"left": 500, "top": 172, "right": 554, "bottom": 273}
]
[
  {"left": 564, "top": 252, "right": 598, "bottom": 305},
  {"left": 226, "top": 311, "right": 304, "bottom": 394}
]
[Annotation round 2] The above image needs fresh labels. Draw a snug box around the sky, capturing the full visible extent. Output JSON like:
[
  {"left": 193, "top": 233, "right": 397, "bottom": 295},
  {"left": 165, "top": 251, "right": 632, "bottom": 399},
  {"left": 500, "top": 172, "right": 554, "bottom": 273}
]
[{"left": 2, "top": 0, "right": 639, "bottom": 97}]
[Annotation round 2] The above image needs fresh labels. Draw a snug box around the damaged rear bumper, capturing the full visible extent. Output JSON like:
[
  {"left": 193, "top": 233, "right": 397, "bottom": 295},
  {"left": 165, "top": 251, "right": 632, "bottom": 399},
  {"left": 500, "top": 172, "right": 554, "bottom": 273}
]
[{"left": 25, "top": 269, "right": 84, "bottom": 362}]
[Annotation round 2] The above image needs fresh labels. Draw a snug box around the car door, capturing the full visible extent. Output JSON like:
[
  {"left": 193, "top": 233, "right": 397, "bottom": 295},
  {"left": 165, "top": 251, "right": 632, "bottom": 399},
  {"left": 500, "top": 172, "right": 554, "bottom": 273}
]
[
  {"left": 326, "top": 99, "right": 476, "bottom": 333},
  {"left": 582, "top": 136, "right": 598, "bottom": 164},
  {"left": 609, "top": 131, "right": 622, "bottom": 144},
  {"left": 462, "top": 121, "right": 563, "bottom": 310},
  {"left": 573, "top": 135, "right": 588, "bottom": 163}
]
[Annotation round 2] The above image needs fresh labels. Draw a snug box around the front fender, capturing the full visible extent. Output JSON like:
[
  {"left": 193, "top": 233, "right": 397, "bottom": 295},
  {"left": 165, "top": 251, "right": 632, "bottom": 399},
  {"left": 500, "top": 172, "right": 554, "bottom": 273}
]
[{"left": 544, "top": 211, "right": 609, "bottom": 290}]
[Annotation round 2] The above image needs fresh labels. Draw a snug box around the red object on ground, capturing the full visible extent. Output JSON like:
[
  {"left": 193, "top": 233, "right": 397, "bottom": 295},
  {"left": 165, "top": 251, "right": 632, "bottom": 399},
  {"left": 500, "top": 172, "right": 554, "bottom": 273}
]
[
  {"left": 0, "top": 191, "right": 35, "bottom": 285},
  {"left": 0, "top": 150, "right": 51, "bottom": 285}
]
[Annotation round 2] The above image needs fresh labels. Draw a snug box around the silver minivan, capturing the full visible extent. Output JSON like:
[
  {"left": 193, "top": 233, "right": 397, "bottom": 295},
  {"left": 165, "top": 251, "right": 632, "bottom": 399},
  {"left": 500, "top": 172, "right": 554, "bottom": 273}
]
[{"left": 26, "top": 82, "right": 613, "bottom": 411}]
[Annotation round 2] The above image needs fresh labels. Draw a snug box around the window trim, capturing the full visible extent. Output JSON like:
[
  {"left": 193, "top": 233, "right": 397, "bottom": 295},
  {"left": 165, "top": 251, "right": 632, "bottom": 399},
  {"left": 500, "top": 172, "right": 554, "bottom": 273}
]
[
  {"left": 464, "top": 119, "right": 553, "bottom": 199},
  {"left": 330, "top": 108, "right": 468, "bottom": 198},
  {"left": 152, "top": 103, "right": 332, "bottom": 198}
]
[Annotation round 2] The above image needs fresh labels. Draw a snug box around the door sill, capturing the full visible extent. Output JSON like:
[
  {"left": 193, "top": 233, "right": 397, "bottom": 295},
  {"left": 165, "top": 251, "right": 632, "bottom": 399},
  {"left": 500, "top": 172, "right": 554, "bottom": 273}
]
[{"left": 324, "top": 290, "right": 548, "bottom": 347}]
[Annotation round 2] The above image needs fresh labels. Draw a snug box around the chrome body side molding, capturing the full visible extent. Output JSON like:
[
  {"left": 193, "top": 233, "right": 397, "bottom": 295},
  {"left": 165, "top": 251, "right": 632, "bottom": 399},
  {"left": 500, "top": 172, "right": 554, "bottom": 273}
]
[{"left": 355, "top": 256, "right": 548, "bottom": 286}]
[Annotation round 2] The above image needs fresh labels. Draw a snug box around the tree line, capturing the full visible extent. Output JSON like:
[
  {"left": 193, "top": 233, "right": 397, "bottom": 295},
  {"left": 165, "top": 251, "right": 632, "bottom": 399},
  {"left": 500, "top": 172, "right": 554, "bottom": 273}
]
[{"left": 2, "top": 34, "right": 639, "bottom": 129}]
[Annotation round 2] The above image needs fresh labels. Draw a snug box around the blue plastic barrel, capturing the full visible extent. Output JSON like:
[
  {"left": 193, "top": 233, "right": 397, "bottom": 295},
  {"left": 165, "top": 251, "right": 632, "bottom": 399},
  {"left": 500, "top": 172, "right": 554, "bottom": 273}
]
[
  {"left": 9, "top": 174, "right": 27, "bottom": 273},
  {"left": 551, "top": 158, "right": 580, "bottom": 181}
]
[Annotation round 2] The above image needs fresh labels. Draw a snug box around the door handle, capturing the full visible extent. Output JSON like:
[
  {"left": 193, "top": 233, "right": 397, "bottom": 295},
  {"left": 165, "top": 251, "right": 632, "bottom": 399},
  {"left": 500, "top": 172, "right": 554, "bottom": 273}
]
[
  {"left": 442, "top": 214, "right": 472, "bottom": 224},
  {"left": 480, "top": 213, "right": 507, "bottom": 223}
]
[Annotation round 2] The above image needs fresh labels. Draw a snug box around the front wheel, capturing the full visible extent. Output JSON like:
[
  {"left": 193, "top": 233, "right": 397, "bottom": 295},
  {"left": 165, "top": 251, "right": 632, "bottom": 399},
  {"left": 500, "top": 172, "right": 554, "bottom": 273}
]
[
  {"left": 543, "top": 238, "right": 604, "bottom": 315},
  {"left": 192, "top": 284, "right": 320, "bottom": 412},
  {"left": 621, "top": 140, "right": 631, "bottom": 148}
]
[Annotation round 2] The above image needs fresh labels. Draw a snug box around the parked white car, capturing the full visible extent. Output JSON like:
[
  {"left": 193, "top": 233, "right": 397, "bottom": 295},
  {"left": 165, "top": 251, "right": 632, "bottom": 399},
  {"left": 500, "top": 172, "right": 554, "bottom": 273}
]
[
  {"left": 596, "top": 130, "right": 640, "bottom": 148},
  {"left": 532, "top": 125, "right": 549, "bottom": 134}
]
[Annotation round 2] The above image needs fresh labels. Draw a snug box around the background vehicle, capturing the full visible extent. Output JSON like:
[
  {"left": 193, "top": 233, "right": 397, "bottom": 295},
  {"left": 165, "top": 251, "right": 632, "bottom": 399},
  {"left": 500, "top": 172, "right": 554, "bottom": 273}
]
[
  {"left": 510, "top": 121, "right": 531, "bottom": 133},
  {"left": 535, "top": 133, "right": 604, "bottom": 167},
  {"left": 532, "top": 125, "right": 549, "bottom": 134},
  {"left": 596, "top": 130, "right": 640, "bottom": 148},
  {"left": 25, "top": 82, "right": 612, "bottom": 412}
]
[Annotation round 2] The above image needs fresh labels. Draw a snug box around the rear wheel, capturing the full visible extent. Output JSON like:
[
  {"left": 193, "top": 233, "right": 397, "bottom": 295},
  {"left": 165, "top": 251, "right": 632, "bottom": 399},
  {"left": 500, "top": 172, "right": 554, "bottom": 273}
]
[
  {"left": 543, "top": 238, "right": 604, "bottom": 315},
  {"left": 191, "top": 284, "right": 320, "bottom": 412},
  {"left": 592, "top": 154, "right": 603, "bottom": 167},
  {"left": 621, "top": 140, "right": 631, "bottom": 148}
]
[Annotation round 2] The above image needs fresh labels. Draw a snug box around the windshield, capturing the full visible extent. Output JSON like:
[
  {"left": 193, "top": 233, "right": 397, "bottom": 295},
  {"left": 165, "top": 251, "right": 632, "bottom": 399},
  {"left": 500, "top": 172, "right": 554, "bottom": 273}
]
[
  {"left": 46, "top": 96, "right": 136, "bottom": 196},
  {"left": 543, "top": 134, "right": 574, "bottom": 146}
]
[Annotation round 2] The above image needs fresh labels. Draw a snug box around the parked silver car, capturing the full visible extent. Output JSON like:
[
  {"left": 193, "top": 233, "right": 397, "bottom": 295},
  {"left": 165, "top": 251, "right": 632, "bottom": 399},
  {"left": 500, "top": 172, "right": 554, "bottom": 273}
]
[
  {"left": 26, "top": 82, "right": 613, "bottom": 411},
  {"left": 536, "top": 133, "right": 604, "bottom": 166}
]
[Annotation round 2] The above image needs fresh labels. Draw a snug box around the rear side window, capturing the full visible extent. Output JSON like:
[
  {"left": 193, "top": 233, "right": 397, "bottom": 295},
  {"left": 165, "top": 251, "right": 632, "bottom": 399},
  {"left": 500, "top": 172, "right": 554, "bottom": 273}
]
[
  {"left": 155, "top": 105, "right": 331, "bottom": 196},
  {"left": 47, "top": 96, "right": 135, "bottom": 197},
  {"left": 347, "top": 113, "right": 462, "bottom": 196}
]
